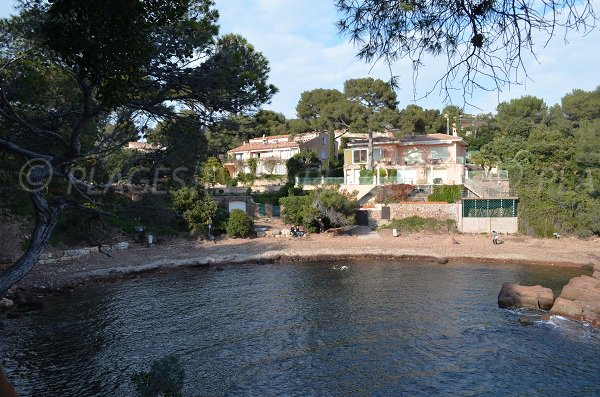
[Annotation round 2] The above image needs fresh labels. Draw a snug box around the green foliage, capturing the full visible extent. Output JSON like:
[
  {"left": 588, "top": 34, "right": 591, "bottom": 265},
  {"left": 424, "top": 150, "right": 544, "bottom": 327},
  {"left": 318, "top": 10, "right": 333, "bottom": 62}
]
[
  {"left": 359, "top": 168, "right": 373, "bottom": 178},
  {"left": 428, "top": 185, "right": 462, "bottom": 203},
  {"left": 252, "top": 182, "right": 298, "bottom": 204},
  {"left": 200, "top": 157, "right": 230, "bottom": 186},
  {"left": 172, "top": 187, "right": 222, "bottom": 236},
  {"left": 495, "top": 96, "right": 547, "bottom": 138},
  {"left": 561, "top": 86, "right": 600, "bottom": 124},
  {"left": 247, "top": 158, "right": 258, "bottom": 178},
  {"left": 236, "top": 172, "right": 256, "bottom": 185},
  {"left": 476, "top": 89, "right": 600, "bottom": 237},
  {"left": 226, "top": 209, "right": 254, "bottom": 237},
  {"left": 382, "top": 216, "right": 456, "bottom": 233},
  {"left": 131, "top": 354, "right": 185, "bottom": 397},
  {"left": 280, "top": 187, "right": 357, "bottom": 232},
  {"left": 286, "top": 150, "right": 321, "bottom": 181},
  {"left": 279, "top": 195, "right": 315, "bottom": 230}
]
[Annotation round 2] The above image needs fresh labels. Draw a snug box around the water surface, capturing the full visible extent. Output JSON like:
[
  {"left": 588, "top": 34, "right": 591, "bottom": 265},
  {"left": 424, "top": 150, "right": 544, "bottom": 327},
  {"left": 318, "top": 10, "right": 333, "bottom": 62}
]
[{"left": 1, "top": 261, "right": 598, "bottom": 396}]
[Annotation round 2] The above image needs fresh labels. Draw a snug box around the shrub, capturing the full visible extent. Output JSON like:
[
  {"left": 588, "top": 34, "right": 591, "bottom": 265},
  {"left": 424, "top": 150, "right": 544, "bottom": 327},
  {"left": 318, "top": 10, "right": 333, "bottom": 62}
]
[
  {"left": 428, "top": 185, "right": 462, "bottom": 203},
  {"left": 172, "top": 187, "right": 224, "bottom": 236},
  {"left": 131, "top": 354, "right": 185, "bottom": 397},
  {"left": 375, "top": 184, "right": 414, "bottom": 204},
  {"left": 252, "top": 182, "right": 296, "bottom": 204},
  {"left": 226, "top": 209, "right": 254, "bottom": 237},
  {"left": 280, "top": 187, "right": 357, "bottom": 232}
]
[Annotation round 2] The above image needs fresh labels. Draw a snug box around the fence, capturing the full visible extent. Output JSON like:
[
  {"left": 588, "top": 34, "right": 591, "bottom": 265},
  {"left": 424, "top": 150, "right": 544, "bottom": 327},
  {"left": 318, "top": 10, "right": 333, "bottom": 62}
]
[
  {"left": 462, "top": 198, "right": 518, "bottom": 218},
  {"left": 296, "top": 177, "right": 344, "bottom": 186}
]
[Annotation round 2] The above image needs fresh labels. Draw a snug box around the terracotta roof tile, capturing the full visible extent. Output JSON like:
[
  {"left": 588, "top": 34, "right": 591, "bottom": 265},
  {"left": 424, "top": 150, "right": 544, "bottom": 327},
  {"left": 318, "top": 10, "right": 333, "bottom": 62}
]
[{"left": 228, "top": 141, "right": 299, "bottom": 153}]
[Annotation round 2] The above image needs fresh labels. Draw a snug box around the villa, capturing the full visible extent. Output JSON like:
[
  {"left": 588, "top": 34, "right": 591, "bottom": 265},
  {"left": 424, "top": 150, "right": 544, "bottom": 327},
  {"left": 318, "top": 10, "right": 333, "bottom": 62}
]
[
  {"left": 224, "top": 131, "right": 336, "bottom": 177},
  {"left": 343, "top": 133, "right": 468, "bottom": 185}
]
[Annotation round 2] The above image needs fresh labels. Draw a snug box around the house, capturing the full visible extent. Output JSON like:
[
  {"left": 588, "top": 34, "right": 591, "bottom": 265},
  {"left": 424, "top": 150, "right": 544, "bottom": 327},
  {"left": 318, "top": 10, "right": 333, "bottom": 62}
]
[
  {"left": 126, "top": 141, "right": 163, "bottom": 152},
  {"left": 224, "top": 131, "right": 336, "bottom": 177},
  {"left": 343, "top": 133, "right": 467, "bottom": 185}
]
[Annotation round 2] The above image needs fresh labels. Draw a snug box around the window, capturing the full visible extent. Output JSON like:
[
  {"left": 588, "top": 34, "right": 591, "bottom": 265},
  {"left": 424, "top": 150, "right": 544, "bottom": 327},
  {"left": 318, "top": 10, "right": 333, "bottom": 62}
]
[
  {"left": 404, "top": 148, "right": 423, "bottom": 164},
  {"left": 322, "top": 136, "right": 327, "bottom": 145},
  {"left": 373, "top": 148, "right": 383, "bottom": 162},
  {"left": 320, "top": 151, "right": 327, "bottom": 159},
  {"left": 235, "top": 153, "right": 243, "bottom": 160},
  {"left": 353, "top": 149, "right": 367, "bottom": 164},
  {"left": 430, "top": 147, "right": 449, "bottom": 161}
]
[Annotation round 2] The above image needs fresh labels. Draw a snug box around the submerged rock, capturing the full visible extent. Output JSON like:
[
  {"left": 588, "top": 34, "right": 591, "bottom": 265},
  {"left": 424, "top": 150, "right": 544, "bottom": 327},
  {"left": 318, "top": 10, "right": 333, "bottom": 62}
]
[
  {"left": 498, "top": 282, "right": 554, "bottom": 310},
  {"left": 550, "top": 275, "right": 600, "bottom": 326}
]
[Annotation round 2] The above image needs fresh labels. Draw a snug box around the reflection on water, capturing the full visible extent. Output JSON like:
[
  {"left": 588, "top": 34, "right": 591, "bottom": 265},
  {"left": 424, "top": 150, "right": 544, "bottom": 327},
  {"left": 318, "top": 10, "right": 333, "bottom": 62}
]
[{"left": 1, "top": 261, "right": 598, "bottom": 396}]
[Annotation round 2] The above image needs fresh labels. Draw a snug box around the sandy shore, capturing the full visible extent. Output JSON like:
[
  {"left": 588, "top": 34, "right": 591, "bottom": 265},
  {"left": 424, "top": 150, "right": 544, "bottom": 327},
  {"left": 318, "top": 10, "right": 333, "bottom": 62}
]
[{"left": 12, "top": 229, "right": 600, "bottom": 291}]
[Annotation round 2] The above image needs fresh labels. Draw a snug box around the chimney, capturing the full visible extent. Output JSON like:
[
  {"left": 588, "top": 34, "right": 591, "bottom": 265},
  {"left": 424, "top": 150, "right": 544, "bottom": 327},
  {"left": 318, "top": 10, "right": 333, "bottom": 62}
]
[{"left": 262, "top": 134, "right": 267, "bottom": 144}]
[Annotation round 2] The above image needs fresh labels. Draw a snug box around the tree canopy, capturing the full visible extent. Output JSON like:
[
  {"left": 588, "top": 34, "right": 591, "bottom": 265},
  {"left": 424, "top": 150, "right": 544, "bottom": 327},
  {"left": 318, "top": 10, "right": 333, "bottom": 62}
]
[
  {"left": 0, "top": 0, "right": 277, "bottom": 293},
  {"left": 336, "top": 0, "right": 598, "bottom": 101}
]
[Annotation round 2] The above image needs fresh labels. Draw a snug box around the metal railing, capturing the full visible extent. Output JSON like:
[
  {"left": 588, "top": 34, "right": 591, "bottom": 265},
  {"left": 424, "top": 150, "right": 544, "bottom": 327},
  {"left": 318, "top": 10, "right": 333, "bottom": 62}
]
[
  {"left": 466, "top": 170, "right": 509, "bottom": 180},
  {"left": 296, "top": 177, "right": 345, "bottom": 186}
]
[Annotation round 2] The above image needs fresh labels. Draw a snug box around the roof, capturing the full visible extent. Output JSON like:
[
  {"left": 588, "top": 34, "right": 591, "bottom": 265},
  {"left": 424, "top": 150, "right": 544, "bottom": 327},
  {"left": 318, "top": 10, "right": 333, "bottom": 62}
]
[
  {"left": 248, "top": 134, "right": 290, "bottom": 143},
  {"left": 127, "top": 141, "right": 162, "bottom": 151},
  {"left": 228, "top": 141, "right": 299, "bottom": 153}
]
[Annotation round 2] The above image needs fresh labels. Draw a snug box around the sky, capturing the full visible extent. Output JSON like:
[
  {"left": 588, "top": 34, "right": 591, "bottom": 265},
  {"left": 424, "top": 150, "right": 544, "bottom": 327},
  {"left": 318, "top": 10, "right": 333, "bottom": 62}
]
[{"left": 2, "top": 0, "right": 599, "bottom": 119}]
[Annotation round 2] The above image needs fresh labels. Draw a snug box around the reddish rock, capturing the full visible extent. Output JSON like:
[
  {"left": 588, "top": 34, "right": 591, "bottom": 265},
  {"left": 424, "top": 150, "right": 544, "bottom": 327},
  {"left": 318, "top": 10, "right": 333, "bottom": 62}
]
[
  {"left": 550, "top": 275, "right": 600, "bottom": 326},
  {"left": 498, "top": 282, "right": 555, "bottom": 310}
]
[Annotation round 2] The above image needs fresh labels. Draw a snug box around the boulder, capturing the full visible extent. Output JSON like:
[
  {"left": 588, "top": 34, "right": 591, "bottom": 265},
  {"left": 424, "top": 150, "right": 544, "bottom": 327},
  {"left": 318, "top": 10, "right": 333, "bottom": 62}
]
[
  {"left": 549, "top": 275, "right": 600, "bottom": 326},
  {"left": 498, "top": 282, "right": 555, "bottom": 310}
]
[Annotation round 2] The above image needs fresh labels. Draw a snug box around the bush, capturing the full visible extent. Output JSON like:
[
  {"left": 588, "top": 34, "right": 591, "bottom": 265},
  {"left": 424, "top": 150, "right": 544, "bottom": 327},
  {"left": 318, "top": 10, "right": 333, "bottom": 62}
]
[
  {"left": 252, "top": 182, "right": 298, "bottom": 204},
  {"left": 131, "top": 354, "right": 185, "bottom": 397},
  {"left": 172, "top": 187, "right": 226, "bottom": 236},
  {"left": 428, "top": 185, "right": 463, "bottom": 203},
  {"left": 375, "top": 184, "right": 414, "bottom": 204},
  {"left": 226, "top": 209, "right": 254, "bottom": 237},
  {"left": 279, "top": 187, "right": 357, "bottom": 232}
]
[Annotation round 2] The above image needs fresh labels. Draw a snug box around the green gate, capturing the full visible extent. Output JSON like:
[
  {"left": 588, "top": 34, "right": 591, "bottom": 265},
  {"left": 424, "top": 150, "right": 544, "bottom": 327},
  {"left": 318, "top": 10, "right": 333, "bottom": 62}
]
[{"left": 462, "top": 198, "right": 518, "bottom": 218}]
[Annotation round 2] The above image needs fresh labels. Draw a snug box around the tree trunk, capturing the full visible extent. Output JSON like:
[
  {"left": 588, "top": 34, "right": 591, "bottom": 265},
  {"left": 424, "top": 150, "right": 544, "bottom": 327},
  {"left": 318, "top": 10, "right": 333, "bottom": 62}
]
[{"left": 0, "top": 191, "right": 62, "bottom": 295}]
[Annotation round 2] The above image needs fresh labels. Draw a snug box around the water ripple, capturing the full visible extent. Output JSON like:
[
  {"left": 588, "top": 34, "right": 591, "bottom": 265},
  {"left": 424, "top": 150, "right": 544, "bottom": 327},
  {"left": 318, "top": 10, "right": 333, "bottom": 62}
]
[{"left": 1, "top": 261, "right": 598, "bottom": 396}]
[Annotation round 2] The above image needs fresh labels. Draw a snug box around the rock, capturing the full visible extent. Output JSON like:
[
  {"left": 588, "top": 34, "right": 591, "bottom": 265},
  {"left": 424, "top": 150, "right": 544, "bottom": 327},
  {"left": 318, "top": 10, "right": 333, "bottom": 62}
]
[
  {"left": 6, "top": 312, "right": 22, "bottom": 320},
  {"left": 550, "top": 275, "right": 600, "bottom": 325},
  {"left": 0, "top": 255, "right": 13, "bottom": 265},
  {"left": 0, "top": 298, "right": 14, "bottom": 309},
  {"left": 518, "top": 316, "right": 535, "bottom": 325},
  {"left": 437, "top": 257, "right": 449, "bottom": 264},
  {"left": 593, "top": 263, "right": 600, "bottom": 280},
  {"left": 63, "top": 248, "right": 91, "bottom": 258},
  {"left": 498, "top": 282, "right": 555, "bottom": 310},
  {"left": 111, "top": 242, "right": 129, "bottom": 250}
]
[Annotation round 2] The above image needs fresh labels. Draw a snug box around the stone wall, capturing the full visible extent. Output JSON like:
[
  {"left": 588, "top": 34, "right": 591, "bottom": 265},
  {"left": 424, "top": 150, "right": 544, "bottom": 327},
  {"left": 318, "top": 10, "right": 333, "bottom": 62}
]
[
  {"left": 36, "top": 242, "right": 130, "bottom": 265},
  {"left": 364, "top": 202, "right": 459, "bottom": 226}
]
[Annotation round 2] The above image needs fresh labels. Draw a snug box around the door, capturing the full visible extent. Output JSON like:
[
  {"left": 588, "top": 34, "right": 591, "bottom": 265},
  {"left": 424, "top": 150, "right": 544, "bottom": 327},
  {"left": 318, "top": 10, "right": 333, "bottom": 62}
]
[{"left": 228, "top": 200, "right": 247, "bottom": 213}]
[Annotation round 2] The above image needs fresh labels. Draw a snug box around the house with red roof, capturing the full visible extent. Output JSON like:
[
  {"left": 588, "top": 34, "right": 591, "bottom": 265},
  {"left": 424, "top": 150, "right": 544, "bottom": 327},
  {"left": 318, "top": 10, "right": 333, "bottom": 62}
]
[
  {"left": 224, "top": 131, "right": 336, "bottom": 178},
  {"left": 343, "top": 133, "right": 467, "bottom": 185}
]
